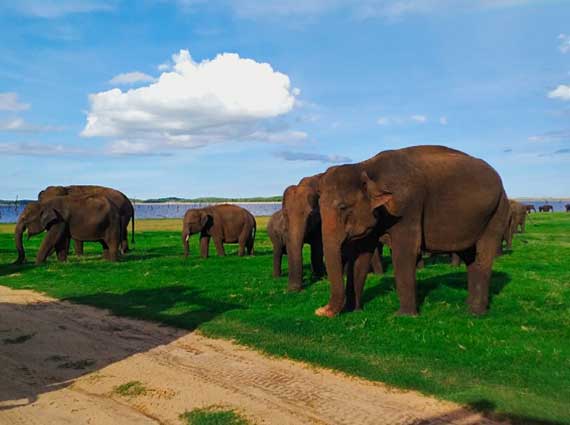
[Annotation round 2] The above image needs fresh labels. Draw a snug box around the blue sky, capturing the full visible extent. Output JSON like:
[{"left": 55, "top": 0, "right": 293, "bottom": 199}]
[{"left": 1, "top": 0, "right": 569, "bottom": 199}]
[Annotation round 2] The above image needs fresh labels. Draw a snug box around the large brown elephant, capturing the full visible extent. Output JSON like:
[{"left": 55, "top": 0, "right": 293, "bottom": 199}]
[
  {"left": 38, "top": 185, "right": 134, "bottom": 254},
  {"left": 566, "top": 204, "right": 570, "bottom": 212},
  {"left": 16, "top": 195, "right": 122, "bottom": 264},
  {"left": 182, "top": 204, "right": 256, "bottom": 258},
  {"left": 281, "top": 174, "right": 325, "bottom": 291},
  {"left": 539, "top": 204, "right": 553, "bottom": 212},
  {"left": 525, "top": 205, "right": 536, "bottom": 214},
  {"left": 315, "top": 145, "right": 510, "bottom": 318}
]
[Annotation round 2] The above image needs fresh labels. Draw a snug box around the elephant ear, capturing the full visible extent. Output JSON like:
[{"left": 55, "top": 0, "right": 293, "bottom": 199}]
[
  {"left": 200, "top": 213, "right": 212, "bottom": 229},
  {"left": 360, "top": 171, "right": 393, "bottom": 211},
  {"left": 40, "top": 208, "right": 60, "bottom": 229}
]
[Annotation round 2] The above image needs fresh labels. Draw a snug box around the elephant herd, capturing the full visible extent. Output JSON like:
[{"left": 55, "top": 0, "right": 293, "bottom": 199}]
[
  {"left": 9, "top": 145, "right": 565, "bottom": 319},
  {"left": 267, "top": 145, "right": 534, "bottom": 318}
]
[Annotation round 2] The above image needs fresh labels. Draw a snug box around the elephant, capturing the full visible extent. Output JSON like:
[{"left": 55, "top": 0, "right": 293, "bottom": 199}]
[
  {"left": 267, "top": 209, "right": 287, "bottom": 277},
  {"left": 566, "top": 204, "right": 570, "bottom": 212},
  {"left": 16, "top": 195, "right": 122, "bottom": 264},
  {"left": 36, "top": 185, "right": 134, "bottom": 256},
  {"left": 182, "top": 204, "right": 256, "bottom": 258},
  {"left": 509, "top": 200, "right": 527, "bottom": 234},
  {"left": 539, "top": 204, "right": 553, "bottom": 212},
  {"left": 281, "top": 174, "right": 326, "bottom": 291},
  {"left": 525, "top": 205, "right": 536, "bottom": 214},
  {"left": 315, "top": 145, "right": 510, "bottom": 318}
]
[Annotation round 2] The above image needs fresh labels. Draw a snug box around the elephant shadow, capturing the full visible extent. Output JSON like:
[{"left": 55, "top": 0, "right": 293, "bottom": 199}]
[
  {"left": 408, "top": 399, "right": 567, "bottom": 425},
  {"left": 0, "top": 285, "right": 241, "bottom": 412},
  {"left": 362, "top": 270, "right": 511, "bottom": 312}
]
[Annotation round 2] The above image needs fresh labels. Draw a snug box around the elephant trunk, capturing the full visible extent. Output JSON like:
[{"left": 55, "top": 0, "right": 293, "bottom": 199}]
[
  {"left": 319, "top": 213, "right": 347, "bottom": 316},
  {"left": 182, "top": 228, "right": 190, "bottom": 258},
  {"left": 14, "top": 220, "right": 27, "bottom": 264},
  {"left": 286, "top": 229, "right": 305, "bottom": 291}
]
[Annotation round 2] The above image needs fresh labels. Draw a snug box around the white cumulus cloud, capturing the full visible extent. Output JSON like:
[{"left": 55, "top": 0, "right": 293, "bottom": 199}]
[
  {"left": 0, "top": 92, "right": 30, "bottom": 111},
  {"left": 548, "top": 85, "right": 570, "bottom": 101},
  {"left": 411, "top": 114, "right": 427, "bottom": 123},
  {"left": 82, "top": 49, "right": 300, "bottom": 154},
  {"left": 109, "top": 71, "right": 156, "bottom": 85},
  {"left": 0, "top": 117, "right": 61, "bottom": 133}
]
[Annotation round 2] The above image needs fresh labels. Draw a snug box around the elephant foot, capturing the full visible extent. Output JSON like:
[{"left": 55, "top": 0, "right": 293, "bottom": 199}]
[
  {"left": 396, "top": 307, "right": 418, "bottom": 317},
  {"left": 315, "top": 305, "right": 338, "bottom": 318},
  {"left": 13, "top": 258, "right": 26, "bottom": 265},
  {"left": 287, "top": 284, "right": 302, "bottom": 292},
  {"left": 469, "top": 303, "right": 488, "bottom": 316}
]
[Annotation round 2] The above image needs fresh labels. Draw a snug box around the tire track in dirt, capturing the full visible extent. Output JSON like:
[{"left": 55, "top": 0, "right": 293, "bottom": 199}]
[{"left": 0, "top": 286, "right": 505, "bottom": 425}]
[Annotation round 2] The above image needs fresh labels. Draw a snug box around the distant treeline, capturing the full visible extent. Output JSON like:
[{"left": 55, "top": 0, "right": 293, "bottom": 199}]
[{"left": 131, "top": 196, "right": 283, "bottom": 203}]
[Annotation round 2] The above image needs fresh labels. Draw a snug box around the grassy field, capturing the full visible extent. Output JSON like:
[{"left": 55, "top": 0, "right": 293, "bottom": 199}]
[{"left": 0, "top": 214, "right": 569, "bottom": 424}]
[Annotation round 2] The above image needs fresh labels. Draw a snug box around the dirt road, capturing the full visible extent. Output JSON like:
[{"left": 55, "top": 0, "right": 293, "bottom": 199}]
[{"left": 0, "top": 286, "right": 503, "bottom": 425}]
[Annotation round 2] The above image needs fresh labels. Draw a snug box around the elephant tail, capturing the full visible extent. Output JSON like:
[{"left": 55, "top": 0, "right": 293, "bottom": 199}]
[{"left": 131, "top": 208, "right": 135, "bottom": 246}]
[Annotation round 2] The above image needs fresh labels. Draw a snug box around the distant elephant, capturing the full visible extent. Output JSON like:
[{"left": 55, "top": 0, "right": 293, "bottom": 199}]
[
  {"left": 16, "top": 195, "right": 122, "bottom": 264},
  {"left": 525, "top": 205, "right": 536, "bottom": 214},
  {"left": 566, "top": 204, "right": 570, "bottom": 212},
  {"left": 509, "top": 200, "right": 527, "bottom": 234},
  {"left": 182, "top": 204, "right": 256, "bottom": 258},
  {"left": 539, "top": 205, "right": 553, "bottom": 212},
  {"left": 267, "top": 209, "right": 287, "bottom": 277},
  {"left": 36, "top": 185, "right": 134, "bottom": 256},
  {"left": 281, "top": 174, "right": 325, "bottom": 291},
  {"left": 315, "top": 145, "right": 510, "bottom": 318}
]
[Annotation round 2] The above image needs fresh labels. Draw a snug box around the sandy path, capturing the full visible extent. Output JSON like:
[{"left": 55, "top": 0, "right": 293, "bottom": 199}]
[{"left": 0, "top": 286, "right": 504, "bottom": 425}]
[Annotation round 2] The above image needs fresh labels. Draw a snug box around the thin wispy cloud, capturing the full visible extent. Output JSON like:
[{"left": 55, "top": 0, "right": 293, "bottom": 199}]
[
  {"left": 109, "top": 72, "right": 157, "bottom": 85},
  {"left": 528, "top": 129, "right": 570, "bottom": 143},
  {"left": 548, "top": 85, "right": 570, "bottom": 101},
  {"left": 0, "top": 0, "right": 117, "bottom": 18},
  {"left": 0, "top": 92, "right": 30, "bottom": 112},
  {"left": 189, "top": 0, "right": 539, "bottom": 20},
  {"left": 559, "top": 33, "right": 570, "bottom": 54},
  {"left": 0, "top": 118, "right": 61, "bottom": 133},
  {"left": 275, "top": 151, "right": 352, "bottom": 164},
  {"left": 377, "top": 114, "right": 430, "bottom": 126}
]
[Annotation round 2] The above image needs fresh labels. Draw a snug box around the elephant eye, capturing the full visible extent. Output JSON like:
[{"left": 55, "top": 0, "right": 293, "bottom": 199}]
[{"left": 337, "top": 203, "right": 348, "bottom": 210}]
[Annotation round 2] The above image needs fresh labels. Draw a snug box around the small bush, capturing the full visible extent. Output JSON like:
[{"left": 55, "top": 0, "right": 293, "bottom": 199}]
[{"left": 181, "top": 406, "right": 249, "bottom": 425}]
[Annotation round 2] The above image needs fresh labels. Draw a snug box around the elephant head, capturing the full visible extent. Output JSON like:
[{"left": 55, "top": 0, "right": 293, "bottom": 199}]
[
  {"left": 317, "top": 165, "right": 394, "bottom": 316},
  {"left": 282, "top": 175, "right": 320, "bottom": 291},
  {"left": 182, "top": 209, "right": 212, "bottom": 257},
  {"left": 14, "top": 201, "right": 56, "bottom": 264}
]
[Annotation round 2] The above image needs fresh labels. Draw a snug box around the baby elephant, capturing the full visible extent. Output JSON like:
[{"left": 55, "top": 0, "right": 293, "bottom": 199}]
[
  {"left": 19, "top": 194, "right": 122, "bottom": 264},
  {"left": 182, "top": 204, "right": 256, "bottom": 258}
]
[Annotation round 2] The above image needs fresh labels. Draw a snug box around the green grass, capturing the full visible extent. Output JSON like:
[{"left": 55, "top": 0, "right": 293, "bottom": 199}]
[
  {"left": 181, "top": 406, "right": 250, "bottom": 425},
  {"left": 1, "top": 214, "right": 569, "bottom": 424},
  {"left": 113, "top": 381, "right": 148, "bottom": 397}
]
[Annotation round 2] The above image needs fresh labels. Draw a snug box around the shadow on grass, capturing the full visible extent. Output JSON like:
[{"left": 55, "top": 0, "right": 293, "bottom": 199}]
[
  {"left": 362, "top": 270, "right": 511, "bottom": 312},
  {"left": 410, "top": 399, "right": 567, "bottom": 425},
  {"left": 66, "top": 285, "right": 242, "bottom": 330},
  {"left": 0, "top": 285, "right": 240, "bottom": 412}
]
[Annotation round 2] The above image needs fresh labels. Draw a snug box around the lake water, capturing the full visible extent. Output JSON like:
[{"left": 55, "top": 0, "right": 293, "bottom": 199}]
[
  {"left": 0, "top": 202, "right": 282, "bottom": 223},
  {"left": 1, "top": 200, "right": 568, "bottom": 224}
]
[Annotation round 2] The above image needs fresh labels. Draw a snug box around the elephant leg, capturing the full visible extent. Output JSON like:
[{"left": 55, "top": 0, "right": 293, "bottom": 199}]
[
  {"left": 121, "top": 218, "right": 130, "bottom": 253},
  {"left": 36, "top": 224, "right": 67, "bottom": 264},
  {"left": 100, "top": 241, "right": 109, "bottom": 260},
  {"left": 390, "top": 228, "right": 421, "bottom": 316},
  {"left": 106, "top": 239, "right": 120, "bottom": 262},
  {"left": 272, "top": 243, "right": 283, "bottom": 277},
  {"left": 74, "top": 239, "right": 84, "bottom": 257},
  {"left": 310, "top": 238, "right": 325, "bottom": 278},
  {"left": 353, "top": 251, "right": 373, "bottom": 311},
  {"left": 56, "top": 237, "right": 70, "bottom": 262},
  {"left": 344, "top": 257, "right": 356, "bottom": 312},
  {"left": 213, "top": 237, "right": 225, "bottom": 256},
  {"left": 237, "top": 238, "right": 246, "bottom": 257},
  {"left": 370, "top": 243, "right": 384, "bottom": 275},
  {"left": 200, "top": 236, "right": 210, "bottom": 258},
  {"left": 246, "top": 233, "right": 255, "bottom": 256}
]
